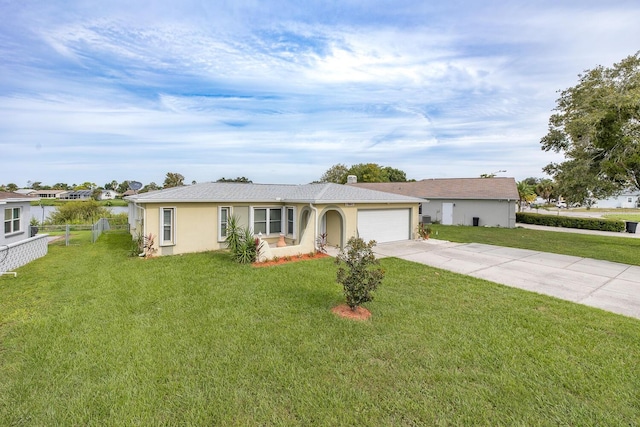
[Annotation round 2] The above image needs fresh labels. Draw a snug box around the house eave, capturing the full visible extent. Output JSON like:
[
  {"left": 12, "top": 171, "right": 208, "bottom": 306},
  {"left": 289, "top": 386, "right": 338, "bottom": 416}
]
[
  {"left": 126, "top": 197, "right": 421, "bottom": 205},
  {"left": 0, "top": 197, "right": 36, "bottom": 203},
  {"left": 418, "top": 196, "right": 518, "bottom": 201}
]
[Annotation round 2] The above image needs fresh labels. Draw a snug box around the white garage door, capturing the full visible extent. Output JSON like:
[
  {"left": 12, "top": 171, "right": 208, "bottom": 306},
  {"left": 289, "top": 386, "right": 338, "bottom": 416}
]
[{"left": 357, "top": 209, "right": 410, "bottom": 243}]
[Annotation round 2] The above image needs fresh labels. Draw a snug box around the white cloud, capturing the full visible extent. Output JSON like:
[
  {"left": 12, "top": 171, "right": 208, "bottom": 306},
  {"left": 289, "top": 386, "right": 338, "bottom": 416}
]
[{"left": 1, "top": 1, "right": 640, "bottom": 187}]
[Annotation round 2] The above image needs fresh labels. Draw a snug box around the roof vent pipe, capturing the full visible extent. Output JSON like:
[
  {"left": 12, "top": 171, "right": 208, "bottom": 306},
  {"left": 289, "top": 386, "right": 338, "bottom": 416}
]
[{"left": 346, "top": 175, "right": 357, "bottom": 184}]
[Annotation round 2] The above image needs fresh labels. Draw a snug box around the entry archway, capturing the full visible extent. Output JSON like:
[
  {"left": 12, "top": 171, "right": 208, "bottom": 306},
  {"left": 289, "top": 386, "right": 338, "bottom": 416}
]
[{"left": 320, "top": 208, "right": 345, "bottom": 249}]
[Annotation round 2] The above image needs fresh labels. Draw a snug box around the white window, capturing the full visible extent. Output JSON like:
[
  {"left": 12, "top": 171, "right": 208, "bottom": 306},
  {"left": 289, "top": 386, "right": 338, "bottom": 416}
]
[
  {"left": 4, "top": 207, "right": 21, "bottom": 234},
  {"left": 160, "top": 207, "right": 176, "bottom": 246},
  {"left": 286, "top": 206, "right": 296, "bottom": 238},
  {"left": 628, "top": 197, "right": 633, "bottom": 203},
  {"left": 218, "top": 207, "right": 231, "bottom": 241},
  {"left": 252, "top": 207, "right": 283, "bottom": 235}
]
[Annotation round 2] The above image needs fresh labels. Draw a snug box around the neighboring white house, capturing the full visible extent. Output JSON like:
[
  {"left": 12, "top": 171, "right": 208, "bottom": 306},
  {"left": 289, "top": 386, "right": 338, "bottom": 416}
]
[
  {"left": 1, "top": 191, "right": 48, "bottom": 273},
  {"left": 593, "top": 190, "right": 640, "bottom": 209},
  {"left": 1, "top": 191, "right": 36, "bottom": 245},
  {"left": 60, "top": 190, "right": 93, "bottom": 200},
  {"left": 35, "top": 189, "right": 67, "bottom": 199},
  {"left": 99, "top": 190, "right": 118, "bottom": 200},
  {"left": 14, "top": 189, "right": 38, "bottom": 197},
  {"left": 351, "top": 177, "right": 519, "bottom": 228}
]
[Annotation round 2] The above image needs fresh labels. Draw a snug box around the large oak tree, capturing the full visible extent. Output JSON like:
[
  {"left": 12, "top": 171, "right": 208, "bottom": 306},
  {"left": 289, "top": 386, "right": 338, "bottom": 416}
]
[
  {"left": 319, "top": 163, "right": 410, "bottom": 183},
  {"left": 541, "top": 52, "right": 640, "bottom": 204}
]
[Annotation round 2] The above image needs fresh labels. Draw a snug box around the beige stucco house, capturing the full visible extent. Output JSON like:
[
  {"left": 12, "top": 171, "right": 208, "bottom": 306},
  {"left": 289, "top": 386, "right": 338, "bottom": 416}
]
[
  {"left": 352, "top": 177, "right": 519, "bottom": 228},
  {"left": 125, "top": 182, "right": 422, "bottom": 258}
]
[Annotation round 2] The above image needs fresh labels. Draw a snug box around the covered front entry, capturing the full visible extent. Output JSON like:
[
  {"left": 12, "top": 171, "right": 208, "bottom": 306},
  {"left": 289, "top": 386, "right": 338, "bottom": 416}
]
[
  {"left": 321, "top": 209, "right": 344, "bottom": 248},
  {"left": 357, "top": 209, "right": 410, "bottom": 243}
]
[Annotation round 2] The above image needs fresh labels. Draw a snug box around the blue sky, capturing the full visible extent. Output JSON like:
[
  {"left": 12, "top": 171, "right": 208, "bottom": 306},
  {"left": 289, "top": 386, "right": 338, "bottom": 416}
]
[{"left": 2, "top": 1, "right": 640, "bottom": 187}]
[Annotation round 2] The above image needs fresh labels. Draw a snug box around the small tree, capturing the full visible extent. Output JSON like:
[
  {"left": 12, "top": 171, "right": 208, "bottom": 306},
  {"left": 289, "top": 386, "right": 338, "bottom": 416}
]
[
  {"left": 516, "top": 181, "right": 536, "bottom": 212},
  {"left": 335, "top": 237, "right": 385, "bottom": 310},
  {"left": 48, "top": 200, "right": 112, "bottom": 224}
]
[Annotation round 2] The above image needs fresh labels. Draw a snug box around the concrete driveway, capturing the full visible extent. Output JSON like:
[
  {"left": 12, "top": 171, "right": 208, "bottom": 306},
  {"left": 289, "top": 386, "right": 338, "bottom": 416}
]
[{"left": 371, "top": 239, "right": 640, "bottom": 320}]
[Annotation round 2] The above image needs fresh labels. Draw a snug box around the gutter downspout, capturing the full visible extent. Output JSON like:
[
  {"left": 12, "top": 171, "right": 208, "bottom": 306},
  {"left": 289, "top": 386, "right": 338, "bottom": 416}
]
[{"left": 310, "top": 203, "right": 319, "bottom": 251}]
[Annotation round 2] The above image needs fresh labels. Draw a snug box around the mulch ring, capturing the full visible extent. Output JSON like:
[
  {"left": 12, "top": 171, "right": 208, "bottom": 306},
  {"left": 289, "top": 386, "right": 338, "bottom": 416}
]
[
  {"left": 252, "top": 252, "right": 329, "bottom": 267},
  {"left": 331, "top": 304, "right": 372, "bottom": 321}
]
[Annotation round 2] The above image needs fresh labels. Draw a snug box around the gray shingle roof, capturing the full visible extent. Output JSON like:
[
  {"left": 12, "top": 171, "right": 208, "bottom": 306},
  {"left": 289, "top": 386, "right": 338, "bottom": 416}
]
[
  {"left": 0, "top": 191, "right": 37, "bottom": 202},
  {"left": 125, "top": 182, "right": 423, "bottom": 204},
  {"left": 351, "top": 178, "right": 519, "bottom": 200}
]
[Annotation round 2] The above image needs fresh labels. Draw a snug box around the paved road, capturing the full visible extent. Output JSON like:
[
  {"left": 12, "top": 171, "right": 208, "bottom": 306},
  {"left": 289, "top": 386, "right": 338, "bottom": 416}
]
[
  {"left": 370, "top": 239, "right": 640, "bottom": 320},
  {"left": 523, "top": 206, "right": 606, "bottom": 219}
]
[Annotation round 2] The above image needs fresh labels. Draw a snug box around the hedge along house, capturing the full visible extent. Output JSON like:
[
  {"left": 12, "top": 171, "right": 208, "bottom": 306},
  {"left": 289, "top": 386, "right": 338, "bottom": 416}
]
[
  {"left": 125, "top": 182, "right": 422, "bottom": 258},
  {"left": 351, "top": 177, "right": 519, "bottom": 228}
]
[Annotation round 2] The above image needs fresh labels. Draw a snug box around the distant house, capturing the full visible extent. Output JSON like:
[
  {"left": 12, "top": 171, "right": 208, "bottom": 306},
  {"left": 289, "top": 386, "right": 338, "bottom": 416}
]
[
  {"left": 60, "top": 190, "right": 93, "bottom": 200},
  {"left": 35, "top": 190, "right": 67, "bottom": 199},
  {"left": 125, "top": 182, "right": 422, "bottom": 258},
  {"left": 14, "top": 189, "right": 38, "bottom": 197},
  {"left": 98, "top": 190, "right": 117, "bottom": 200},
  {"left": 0, "top": 191, "right": 48, "bottom": 273},
  {"left": 593, "top": 189, "right": 640, "bottom": 209},
  {"left": 351, "top": 177, "right": 519, "bottom": 228}
]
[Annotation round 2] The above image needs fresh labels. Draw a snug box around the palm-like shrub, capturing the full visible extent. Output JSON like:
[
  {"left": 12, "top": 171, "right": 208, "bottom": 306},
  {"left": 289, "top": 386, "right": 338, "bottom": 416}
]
[
  {"left": 235, "top": 227, "right": 259, "bottom": 264},
  {"left": 225, "top": 215, "right": 242, "bottom": 254},
  {"left": 335, "top": 237, "right": 385, "bottom": 310},
  {"left": 225, "top": 215, "right": 261, "bottom": 264}
]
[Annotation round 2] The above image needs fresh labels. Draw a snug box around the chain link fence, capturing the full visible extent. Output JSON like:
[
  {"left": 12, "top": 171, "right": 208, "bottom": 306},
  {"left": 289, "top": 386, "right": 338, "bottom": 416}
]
[{"left": 39, "top": 218, "right": 129, "bottom": 246}]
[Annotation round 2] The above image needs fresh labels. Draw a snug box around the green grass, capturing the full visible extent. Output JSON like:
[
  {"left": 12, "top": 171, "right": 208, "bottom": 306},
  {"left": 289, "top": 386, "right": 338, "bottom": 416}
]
[
  {"left": 603, "top": 213, "right": 640, "bottom": 222},
  {"left": 1, "top": 232, "right": 639, "bottom": 425},
  {"left": 569, "top": 208, "right": 640, "bottom": 221},
  {"left": 432, "top": 224, "right": 640, "bottom": 266}
]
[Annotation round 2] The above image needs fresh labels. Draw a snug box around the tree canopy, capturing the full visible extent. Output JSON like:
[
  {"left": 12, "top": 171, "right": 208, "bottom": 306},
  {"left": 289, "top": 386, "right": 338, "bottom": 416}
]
[
  {"left": 319, "top": 163, "right": 410, "bottom": 183},
  {"left": 541, "top": 52, "right": 640, "bottom": 203},
  {"left": 163, "top": 172, "right": 185, "bottom": 188},
  {"left": 217, "top": 177, "right": 253, "bottom": 183},
  {"left": 535, "top": 179, "right": 556, "bottom": 203},
  {"left": 516, "top": 181, "right": 536, "bottom": 211},
  {"left": 319, "top": 164, "right": 349, "bottom": 184}
]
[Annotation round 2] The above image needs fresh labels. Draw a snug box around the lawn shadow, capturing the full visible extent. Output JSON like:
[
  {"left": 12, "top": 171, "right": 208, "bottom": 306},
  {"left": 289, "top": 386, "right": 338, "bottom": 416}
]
[{"left": 271, "top": 275, "right": 341, "bottom": 312}]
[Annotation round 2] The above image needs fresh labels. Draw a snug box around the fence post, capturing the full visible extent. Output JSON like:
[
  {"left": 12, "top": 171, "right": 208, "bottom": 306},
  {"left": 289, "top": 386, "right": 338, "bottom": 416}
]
[{"left": 66, "top": 224, "right": 70, "bottom": 246}]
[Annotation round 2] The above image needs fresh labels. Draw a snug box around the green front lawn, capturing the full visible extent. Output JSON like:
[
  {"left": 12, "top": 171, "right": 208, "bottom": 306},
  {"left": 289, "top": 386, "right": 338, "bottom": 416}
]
[
  {"left": 431, "top": 224, "right": 640, "bottom": 266},
  {"left": 603, "top": 213, "right": 640, "bottom": 222},
  {"left": 1, "top": 233, "right": 639, "bottom": 425}
]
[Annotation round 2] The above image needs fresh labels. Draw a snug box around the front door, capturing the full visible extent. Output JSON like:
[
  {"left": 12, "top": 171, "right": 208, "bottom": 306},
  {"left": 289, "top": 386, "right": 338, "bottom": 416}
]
[
  {"left": 321, "top": 210, "right": 342, "bottom": 248},
  {"left": 442, "top": 203, "right": 453, "bottom": 225}
]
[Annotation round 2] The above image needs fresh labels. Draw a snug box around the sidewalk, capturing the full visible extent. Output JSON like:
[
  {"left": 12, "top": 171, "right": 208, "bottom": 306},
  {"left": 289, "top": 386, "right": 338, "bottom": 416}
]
[{"left": 517, "top": 223, "right": 639, "bottom": 238}]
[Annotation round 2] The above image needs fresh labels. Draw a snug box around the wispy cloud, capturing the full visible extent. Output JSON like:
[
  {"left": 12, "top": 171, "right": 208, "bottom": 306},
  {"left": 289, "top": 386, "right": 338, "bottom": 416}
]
[{"left": 1, "top": 1, "right": 639, "bottom": 186}]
